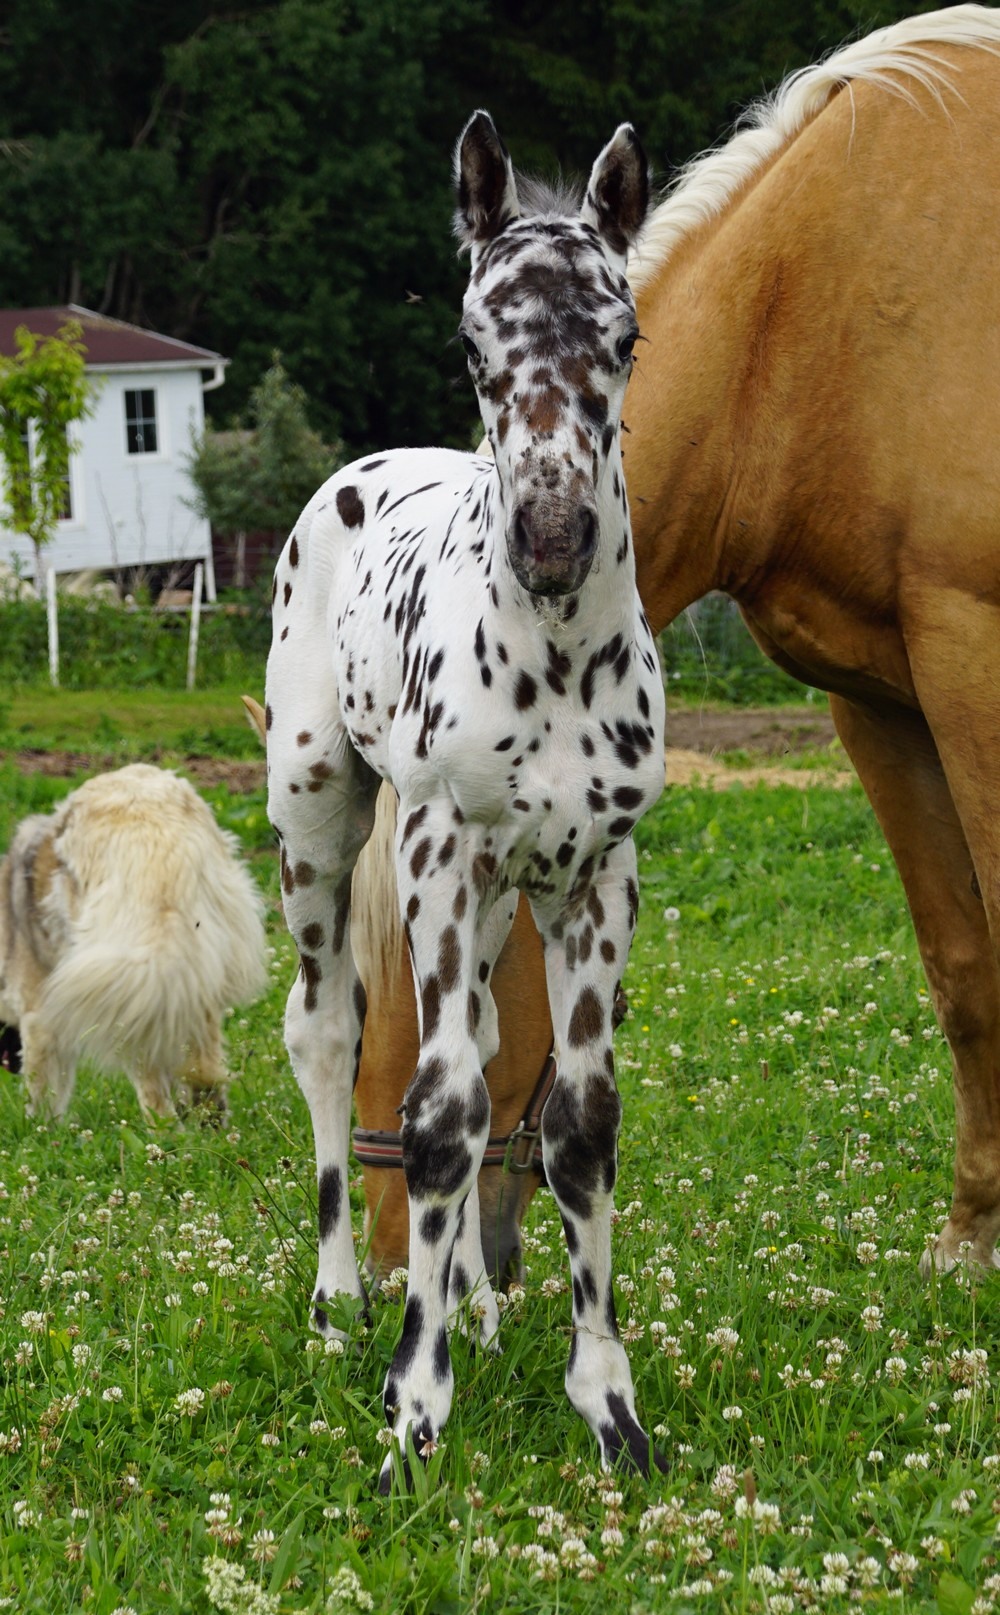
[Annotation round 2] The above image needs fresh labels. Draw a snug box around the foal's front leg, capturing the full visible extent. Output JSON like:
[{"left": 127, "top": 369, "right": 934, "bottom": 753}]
[
  {"left": 379, "top": 806, "right": 491, "bottom": 1490},
  {"left": 536, "top": 838, "right": 665, "bottom": 1475}
]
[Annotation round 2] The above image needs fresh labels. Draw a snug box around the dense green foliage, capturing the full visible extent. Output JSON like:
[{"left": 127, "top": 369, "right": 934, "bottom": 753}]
[
  {"left": 1, "top": 763, "right": 996, "bottom": 1611},
  {"left": 0, "top": 598, "right": 270, "bottom": 691},
  {"left": 0, "top": 0, "right": 948, "bottom": 454},
  {"left": 186, "top": 359, "right": 342, "bottom": 553},
  {"left": 0, "top": 322, "right": 93, "bottom": 571},
  {"left": 0, "top": 591, "right": 813, "bottom": 706}
]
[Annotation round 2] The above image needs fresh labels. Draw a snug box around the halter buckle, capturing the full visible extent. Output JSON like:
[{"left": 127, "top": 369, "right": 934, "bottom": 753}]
[{"left": 503, "top": 1117, "right": 542, "bottom": 1176}]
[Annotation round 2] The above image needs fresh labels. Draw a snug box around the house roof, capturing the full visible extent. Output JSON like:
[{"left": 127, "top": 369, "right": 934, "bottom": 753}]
[{"left": 0, "top": 304, "right": 227, "bottom": 370}]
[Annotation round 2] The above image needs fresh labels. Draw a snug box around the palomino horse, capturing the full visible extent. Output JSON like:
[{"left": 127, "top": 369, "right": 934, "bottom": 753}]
[
  {"left": 349, "top": 5, "right": 1000, "bottom": 1283},
  {"left": 265, "top": 112, "right": 667, "bottom": 1481}
]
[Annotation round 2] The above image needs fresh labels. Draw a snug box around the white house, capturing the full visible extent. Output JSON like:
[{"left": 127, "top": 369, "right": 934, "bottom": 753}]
[{"left": 0, "top": 305, "right": 228, "bottom": 598}]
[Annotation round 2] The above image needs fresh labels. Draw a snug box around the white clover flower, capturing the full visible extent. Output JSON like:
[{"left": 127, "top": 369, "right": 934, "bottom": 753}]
[
  {"left": 706, "top": 1326, "right": 739, "bottom": 1354},
  {"left": 260, "top": 1432, "right": 280, "bottom": 1448},
  {"left": 888, "top": 1550, "right": 919, "bottom": 1578},
  {"left": 903, "top": 1451, "right": 930, "bottom": 1471},
  {"left": 174, "top": 1387, "right": 206, "bottom": 1417},
  {"left": 721, "top": 1405, "right": 742, "bottom": 1422},
  {"left": 102, "top": 1386, "right": 124, "bottom": 1404},
  {"left": 884, "top": 1356, "right": 908, "bottom": 1385},
  {"left": 325, "top": 1565, "right": 374, "bottom": 1611},
  {"left": 249, "top": 1529, "right": 278, "bottom": 1564},
  {"left": 820, "top": 1574, "right": 849, "bottom": 1596},
  {"left": 857, "top": 1556, "right": 882, "bottom": 1587},
  {"left": 19, "top": 1310, "right": 46, "bottom": 1335}
]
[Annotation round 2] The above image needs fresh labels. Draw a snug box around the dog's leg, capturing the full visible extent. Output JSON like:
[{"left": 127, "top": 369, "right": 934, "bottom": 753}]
[
  {"left": 129, "top": 1062, "right": 178, "bottom": 1120},
  {"left": 20, "top": 1012, "right": 76, "bottom": 1119}
]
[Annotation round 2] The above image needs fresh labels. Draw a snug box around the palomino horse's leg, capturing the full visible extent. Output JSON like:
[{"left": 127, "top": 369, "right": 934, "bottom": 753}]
[
  {"left": 830, "top": 694, "right": 1000, "bottom": 1271},
  {"left": 535, "top": 838, "right": 664, "bottom": 1474},
  {"left": 378, "top": 803, "right": 498, "bottom": 1490},
  {"left": 266, "top": 631, "right": 380, "bottom": 1326}
]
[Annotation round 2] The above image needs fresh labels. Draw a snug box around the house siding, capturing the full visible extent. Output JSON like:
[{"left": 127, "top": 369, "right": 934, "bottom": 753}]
[{"left": 0, "top": 364, "right": 217, "bottom": 597}]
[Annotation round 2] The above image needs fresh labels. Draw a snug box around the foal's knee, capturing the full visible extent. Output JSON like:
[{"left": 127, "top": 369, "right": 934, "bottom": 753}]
[
  {"left": 543, "top": 1066, "right": 622, "bottom": 1218},
  {"left": 401, "top": 1061, "right": 490, "bottom": 1202}
]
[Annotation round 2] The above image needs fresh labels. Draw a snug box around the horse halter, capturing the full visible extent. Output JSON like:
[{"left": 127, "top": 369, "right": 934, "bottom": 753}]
[
  {"left": 352, "top": 1049, "right": 556, "bottom": 1179},
  {"left": 351, "top": 989, "right": 627, "bottom": 1179}
]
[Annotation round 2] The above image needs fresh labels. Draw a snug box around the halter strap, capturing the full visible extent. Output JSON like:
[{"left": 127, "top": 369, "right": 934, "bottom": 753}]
[
  {"left": 352, "top": 1048, "right": 558, "bottom": 1178},
  {"left": 350, "top": 987, "right": 627, "bottom": 1178}
]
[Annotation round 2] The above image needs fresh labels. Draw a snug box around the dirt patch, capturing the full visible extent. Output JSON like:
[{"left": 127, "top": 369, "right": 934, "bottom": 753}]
[
  {"left": 663, "top": 707, "right": 851, "bottom": 788},
  {"left": 1, "top": 748, "right": 267, "bottom": 793},
  {"left": 666, "top": 706, "right": 836, "bottom": 757},
  {"left": 2, "top": 708, "right": 849, "bottom": 794}
]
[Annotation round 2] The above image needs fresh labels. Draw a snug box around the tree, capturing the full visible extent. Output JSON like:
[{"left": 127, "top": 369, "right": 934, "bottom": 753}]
[
  {"left": 186, "top": 354, "right": 340, "bottom": 585},
  {"left": 0, "top": 320, "right": 94, "bottom": 580}
]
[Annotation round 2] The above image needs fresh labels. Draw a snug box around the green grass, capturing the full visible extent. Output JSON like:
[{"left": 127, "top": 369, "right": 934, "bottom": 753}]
[
  {"left": 0, "top": 764, "right": 996, "bottom": 1614},
  {"left": 0, "top": 690, "right": 264, "bottom": 763}
]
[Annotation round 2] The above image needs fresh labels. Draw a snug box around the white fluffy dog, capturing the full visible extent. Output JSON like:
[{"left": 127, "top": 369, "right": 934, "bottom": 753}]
[{"left": 0, "top": 764, "right": 268, "bottom": 1119}]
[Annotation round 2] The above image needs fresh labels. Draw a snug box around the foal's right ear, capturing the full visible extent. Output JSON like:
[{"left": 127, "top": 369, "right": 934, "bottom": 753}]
[{"left": 454, "top": 111, "right": 520, "bottom": 254}]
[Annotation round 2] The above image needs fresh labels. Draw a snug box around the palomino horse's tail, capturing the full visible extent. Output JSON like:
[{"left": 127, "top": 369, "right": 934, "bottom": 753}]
[
  {"left": 243, "top": 694, "right": 404, "bottom": 996},
  {"left": 351, "top": 784, "right": 405, "bottom": 995}
]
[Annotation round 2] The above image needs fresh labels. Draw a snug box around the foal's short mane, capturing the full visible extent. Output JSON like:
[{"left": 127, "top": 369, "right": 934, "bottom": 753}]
[
  {"left": 628, "top": 4, "right": 1000, "bottom": 294},
  {"left": 515, "top": 172, "right": 585, "bottom": 221}
]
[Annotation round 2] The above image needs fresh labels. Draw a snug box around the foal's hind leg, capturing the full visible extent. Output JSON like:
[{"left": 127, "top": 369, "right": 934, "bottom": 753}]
[
  {"left": 831, "top": 694, "right": 1000, "bottom": 1271},
  {"left": 535, "top": 839, "right": 664, "bottom": 1475},
  {"left": 266, "top": 673, "right": 379, "bottom": 1324},
  {"left": 445, "top": 890, "right": 518, "bottom": 1333}
]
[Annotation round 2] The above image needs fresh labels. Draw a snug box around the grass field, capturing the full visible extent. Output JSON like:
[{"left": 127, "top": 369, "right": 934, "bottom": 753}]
[{"left": 0, "top": 749, "right": 996, "bottom": 1614}]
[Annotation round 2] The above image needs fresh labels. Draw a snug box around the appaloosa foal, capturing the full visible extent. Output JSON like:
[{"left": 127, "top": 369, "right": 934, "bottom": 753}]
[{"left": 265, "top": 111, "right": 665, "bottom": 1485}]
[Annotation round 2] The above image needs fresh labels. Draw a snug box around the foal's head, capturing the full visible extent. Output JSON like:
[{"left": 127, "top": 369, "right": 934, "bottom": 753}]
[{"left": 455, "top": 112, "right": 649, "bottom": 598}]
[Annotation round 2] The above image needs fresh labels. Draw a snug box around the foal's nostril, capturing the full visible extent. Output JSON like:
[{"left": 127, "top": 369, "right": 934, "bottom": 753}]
[
  {"left": 577, "top": 507, "right": 598, "bottom": 559},
  {"left": 512, "top": 505, "right": 534, "bottom": 562}
]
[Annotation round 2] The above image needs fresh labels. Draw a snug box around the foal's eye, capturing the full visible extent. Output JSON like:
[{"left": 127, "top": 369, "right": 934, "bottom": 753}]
[
  {"left": 617, "top": 328, "right": 640, "bottom": 365},
  {"left": 460, "top": 331, "right": 481, "bottom": 363}
]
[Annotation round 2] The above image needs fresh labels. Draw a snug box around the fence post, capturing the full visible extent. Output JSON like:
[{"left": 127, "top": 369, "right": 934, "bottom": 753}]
[
  {"left": 46, "top": 566, "right": 59, "bottom": 688},
  {"left": 186, "top": 562, "right": 204, "bottom": 691}
]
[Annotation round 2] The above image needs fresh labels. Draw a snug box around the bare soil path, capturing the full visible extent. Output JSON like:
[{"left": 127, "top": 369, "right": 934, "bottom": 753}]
[{"left": 3, "top": 706, "right": 848, "bottom": 792}]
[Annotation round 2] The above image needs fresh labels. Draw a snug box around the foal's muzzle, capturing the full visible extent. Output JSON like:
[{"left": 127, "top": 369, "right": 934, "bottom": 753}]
[{"left": 509, "top": 503, "right": 598, "bottom": 596}]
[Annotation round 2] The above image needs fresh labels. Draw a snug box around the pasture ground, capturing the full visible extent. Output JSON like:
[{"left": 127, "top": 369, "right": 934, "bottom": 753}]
[{"left": 0, "top": 698, "right": 995, "bottom": 1614}]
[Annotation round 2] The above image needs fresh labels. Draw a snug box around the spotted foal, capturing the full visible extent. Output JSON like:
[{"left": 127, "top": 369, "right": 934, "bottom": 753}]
[{"left": 265, "top": 110, "right": 666, "bottom": 1485}]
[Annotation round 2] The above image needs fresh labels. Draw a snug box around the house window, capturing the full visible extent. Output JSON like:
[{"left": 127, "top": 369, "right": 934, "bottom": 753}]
[{"left": 124, "top": 388, "right": 158, "bottom": 455}]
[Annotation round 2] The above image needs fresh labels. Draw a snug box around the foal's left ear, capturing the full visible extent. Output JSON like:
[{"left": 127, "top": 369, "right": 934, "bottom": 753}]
[
  {"left": 581, "top": 124, "right": 650, "bottom": 261},
  {"left": 454, "top": 110, "right": 520, "bottom": 255}
]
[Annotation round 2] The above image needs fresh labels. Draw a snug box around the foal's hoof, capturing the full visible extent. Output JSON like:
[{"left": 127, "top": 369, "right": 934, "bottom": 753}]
[
  {"left": 601, "top": 1394, "right": 668, "bottom": 1478},
  {"left": 312, "top": 1286, "right": 370, "bottom": 1338}
]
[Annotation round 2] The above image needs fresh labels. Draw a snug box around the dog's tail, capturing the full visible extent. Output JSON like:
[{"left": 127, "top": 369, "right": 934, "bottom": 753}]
[{"left": 38, "top": 877, "right": 267, "bottom": 1078}]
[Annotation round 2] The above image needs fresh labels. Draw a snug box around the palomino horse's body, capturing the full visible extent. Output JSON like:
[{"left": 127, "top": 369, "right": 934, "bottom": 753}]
[
  {"left": 266, "top": 114, "right": 667, "bottom": 1480},
  {"left": 352, "top": 5, "right": 1000, "bottom": 1281}
]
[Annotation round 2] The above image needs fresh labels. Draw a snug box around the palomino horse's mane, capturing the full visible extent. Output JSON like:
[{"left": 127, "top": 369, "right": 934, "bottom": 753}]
[
  {"left": 355, "top": 3, "right": 1000, "bottom": 997},
  {"left": 628, "top": 3, "right": 1000, "bottom": 294}
]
